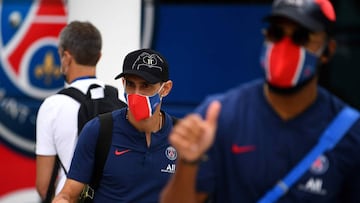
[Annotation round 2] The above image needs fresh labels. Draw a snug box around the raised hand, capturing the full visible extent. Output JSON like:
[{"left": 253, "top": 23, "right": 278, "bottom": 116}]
[{"left": 169, "top": 100, "right": 221, "bottom": 163}]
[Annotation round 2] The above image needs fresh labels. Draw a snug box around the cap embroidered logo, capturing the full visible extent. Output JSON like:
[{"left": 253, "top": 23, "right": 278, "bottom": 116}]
[{"left": 132, "top": 52, "right": 164, "bottom": 72}]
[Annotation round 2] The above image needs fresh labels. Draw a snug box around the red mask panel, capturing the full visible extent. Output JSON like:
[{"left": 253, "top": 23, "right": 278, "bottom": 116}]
[
  {"left": 125, "top": 92, "right": 161, "bottom": 121},
  {"left": 260, "top": 37, "right": 318, "bottom": 89}
]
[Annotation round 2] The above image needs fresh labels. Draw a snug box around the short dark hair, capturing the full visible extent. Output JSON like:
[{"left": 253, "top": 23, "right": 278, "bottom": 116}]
[{"left": 59, "top": 21, "right": 102, "bottom": 66}]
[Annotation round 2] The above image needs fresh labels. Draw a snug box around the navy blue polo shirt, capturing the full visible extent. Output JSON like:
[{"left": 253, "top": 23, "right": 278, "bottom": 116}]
[
  {"left": 68, "top": 108, "right": 177, "bottom": 203},
  {"left": 195, "top": 79, "right": 360, "bottom": 203}
]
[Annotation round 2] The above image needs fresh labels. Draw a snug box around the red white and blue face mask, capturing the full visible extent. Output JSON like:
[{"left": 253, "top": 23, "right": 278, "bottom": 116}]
[
  {"left": 260, "top": 36, "right": 319, "bottom": 89},
  {"left": 124, "top": 85, "right": 163, "bottom": 121}
]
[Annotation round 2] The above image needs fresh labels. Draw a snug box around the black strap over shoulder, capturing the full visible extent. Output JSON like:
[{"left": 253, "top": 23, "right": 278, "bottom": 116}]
[
  {"left": 58, "top": 84, "right": 126, "bottom": 134},
  {"left": 58, "top": 87, "right": 87, "bottom": 106},
  {"left": 90, "top": 112, "right": 114, "bottom": 190},
  {"left": 42, "top": 156, "right": 60, "bottom": 203},
  {"left": 58, "top": 87, "right": 90, "bottom": 133}
]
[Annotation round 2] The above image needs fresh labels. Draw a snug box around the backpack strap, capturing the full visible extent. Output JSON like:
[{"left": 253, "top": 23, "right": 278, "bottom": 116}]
[
  {"left": 42, "top": 156, "right": 60, "bottom": 203},
  {"left": 86, "top": 84, "right": 102, "bottom": 115},
  {"left": 258, "top": 106, "right": 360, "bottom": 203},
  {"left": 103, "top": 85, "right": 119, "bottom": 98},
  {"left": 58, "top": 87, "right": 87, "bottom": 106},
  {"left": 58, "top": 87, "right": 90, "bottom": 133},
  {"left": 90, "top": 112, "right": 114, "bottom": 190},
  {"left": 44, "top": 88, "right": 89, "bottom": 203}
]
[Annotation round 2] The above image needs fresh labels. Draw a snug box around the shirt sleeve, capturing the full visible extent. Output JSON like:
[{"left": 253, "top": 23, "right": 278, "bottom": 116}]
[
  {"left": 67, "top": 117, "right": 101, "bottom": 184},
  {"left": 35, "top": 96, "right": 58, "bottom": 155},
  {"left": 35, "top": 94, "right": 79, "bottom": 159}
]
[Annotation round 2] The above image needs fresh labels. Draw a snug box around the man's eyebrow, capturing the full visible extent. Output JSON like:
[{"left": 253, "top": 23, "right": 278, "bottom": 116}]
[{"left": 124, "top": 79, "right": 150, "bottom": 86}]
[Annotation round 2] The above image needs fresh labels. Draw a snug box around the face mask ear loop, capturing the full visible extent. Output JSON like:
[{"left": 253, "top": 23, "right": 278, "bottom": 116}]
[
  {"left": 122, "top": 79, "right": 128, "bottom": 95},
  {"left": 314, "top": 42, "right": 328, "bottom": 57},
  {"left": 158, "top": 83, "right": 166, "bottom": 98}
]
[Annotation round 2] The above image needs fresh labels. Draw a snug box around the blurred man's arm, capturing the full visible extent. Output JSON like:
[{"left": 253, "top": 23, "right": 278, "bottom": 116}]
[{"left": 160, "top": 101, "right": 221, "bottom": 203}]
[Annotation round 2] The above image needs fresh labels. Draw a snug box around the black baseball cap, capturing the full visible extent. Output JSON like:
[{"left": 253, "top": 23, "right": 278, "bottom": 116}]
[
  {"left": 264, "top": 0, "right": 336, "bottom": 33},
  {"left": 114, "top": 49, "right": 169, "bottom": 84}
]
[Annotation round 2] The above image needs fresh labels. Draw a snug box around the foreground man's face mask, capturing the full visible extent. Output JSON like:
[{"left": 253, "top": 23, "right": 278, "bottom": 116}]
[
  {"left": 125, "top": 84, "right": 164, "bottom": 121},
  {"left": 260, "top": 36, "right": 319, "bottom": 91}
]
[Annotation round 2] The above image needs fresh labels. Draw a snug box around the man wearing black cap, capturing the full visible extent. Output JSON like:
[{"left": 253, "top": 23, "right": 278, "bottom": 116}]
[
  {"left": 53, "top": 49, "right": 177, "bottom": 203},
  {"left": 161, "top": 0, "right": 360, "bottom": 202}
]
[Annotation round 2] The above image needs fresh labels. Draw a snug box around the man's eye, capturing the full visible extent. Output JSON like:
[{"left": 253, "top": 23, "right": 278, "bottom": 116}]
[{"left": 141, "top": 84, "right": 150, "bottom": 89}]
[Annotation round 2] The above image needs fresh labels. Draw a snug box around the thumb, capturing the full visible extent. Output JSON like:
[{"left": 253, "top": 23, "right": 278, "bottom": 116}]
[{"left": 205, "top": 100, "right": 221, "bottom": 127}]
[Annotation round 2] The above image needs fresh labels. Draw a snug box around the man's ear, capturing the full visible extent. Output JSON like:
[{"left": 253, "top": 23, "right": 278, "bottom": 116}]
[
  {"left": 320, "top": 39, "right": 336, "bottom": 64},
  {"left": 161, "top": 80, "right": 173, "bottom": 97},
  {"left": 122, "top": 78, "right": 126, "bottom": 87},
  {"left": 62, "top": 50, "right": 73, "bottom": 66}
]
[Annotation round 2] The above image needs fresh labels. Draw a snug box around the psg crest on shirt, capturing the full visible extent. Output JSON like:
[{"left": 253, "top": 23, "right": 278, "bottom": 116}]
[
  {"left": 310, "top": 155, "right": 329, "bottom": 175},
  {"left": 165, "top": 146, "right": 177, "bottom": 161},
  {"left": 0, "top": 0, "right": 67, "bottom": 156}
]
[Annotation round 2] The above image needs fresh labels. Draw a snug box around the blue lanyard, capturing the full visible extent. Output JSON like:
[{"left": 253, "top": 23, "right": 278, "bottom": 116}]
[
  {"left": 258, "top": 106, "right": 360, "bottom": 203},
  {"left": 71, "top": 76, "right": 96, "bottom": 84}
]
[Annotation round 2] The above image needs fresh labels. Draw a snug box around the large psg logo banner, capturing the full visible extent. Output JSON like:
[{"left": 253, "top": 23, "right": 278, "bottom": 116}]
[{"left": 0, "top": 0, "right": 67, "bottom": 201}]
